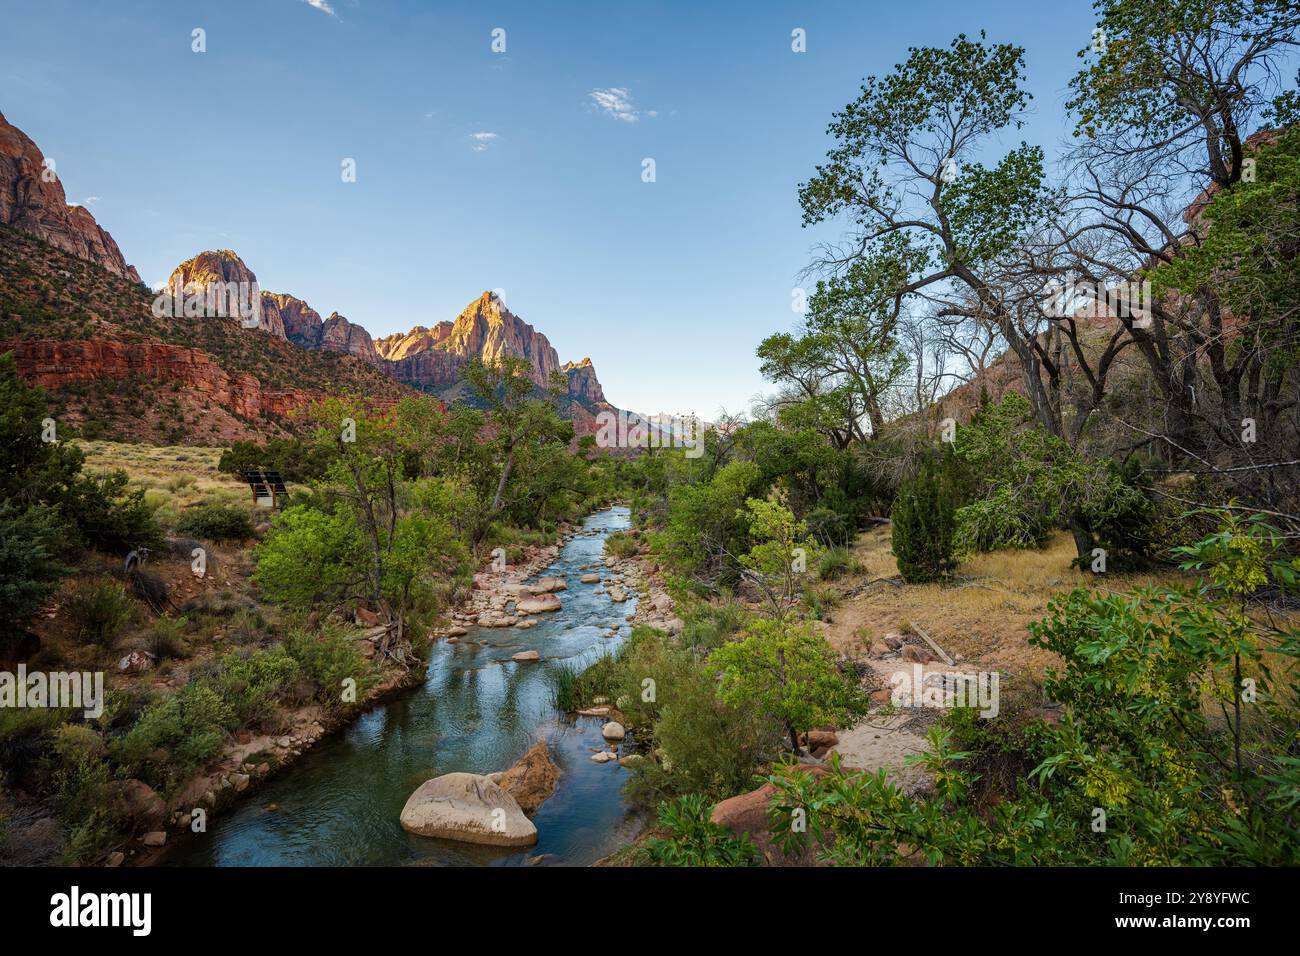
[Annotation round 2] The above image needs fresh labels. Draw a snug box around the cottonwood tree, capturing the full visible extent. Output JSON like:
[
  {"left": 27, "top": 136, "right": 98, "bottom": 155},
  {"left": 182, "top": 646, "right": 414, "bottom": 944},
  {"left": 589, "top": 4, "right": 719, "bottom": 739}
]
[{"left": 1065, "top": 0, "right": 1300, "bottom": 511}]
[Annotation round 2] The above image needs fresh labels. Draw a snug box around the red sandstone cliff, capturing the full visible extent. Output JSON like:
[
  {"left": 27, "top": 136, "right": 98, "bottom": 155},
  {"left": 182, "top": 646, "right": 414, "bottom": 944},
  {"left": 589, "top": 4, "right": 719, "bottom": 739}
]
[{"left": 0, "top": 111, "right": 141, "bottom": 283}]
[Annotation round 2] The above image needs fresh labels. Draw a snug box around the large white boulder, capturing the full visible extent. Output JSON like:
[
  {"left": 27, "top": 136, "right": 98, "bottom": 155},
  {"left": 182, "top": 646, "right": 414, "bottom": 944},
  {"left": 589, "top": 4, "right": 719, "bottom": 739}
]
[{"left": 399, "top": 773, "right": 537, "bottom": 847}]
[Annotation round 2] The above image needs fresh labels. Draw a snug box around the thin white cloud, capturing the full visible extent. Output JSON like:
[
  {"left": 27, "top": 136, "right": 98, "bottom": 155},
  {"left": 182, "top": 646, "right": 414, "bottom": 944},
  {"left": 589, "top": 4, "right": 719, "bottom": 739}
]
[
  {"left": 469, "top": 132, "right": 498, "bottom": 152},
  {"left": 301, "top": 0, "right": 338, "bottom": 17},
  {"left": 588, "top": 87, "right": 654, "bottom": 123},
  {"left": 82, "top": 196, "right": 100, "bottom": 206}
]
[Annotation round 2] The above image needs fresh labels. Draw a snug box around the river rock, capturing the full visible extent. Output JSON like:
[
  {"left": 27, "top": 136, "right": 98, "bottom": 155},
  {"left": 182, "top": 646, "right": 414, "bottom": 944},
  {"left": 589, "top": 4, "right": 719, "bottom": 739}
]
[
  {"left": 117, "top": 650, "right": 156, "bottom": 675},
  {"left": 141, "top": 831, "right": 167, "bottom": 847},
  {"left": 591, "top": 751, "right": 616, "bottom": 763},
  {"left": 106, "top": 779, "right": 166, "bottom": 831},
  {"left": 517, "top": 619, "right": 538, "bottom": 629},
  {"left": 607, "top": 587, "right": 629, "bottom": 603},
  {"left": 602, "top": 721, "right": 626, "bottom": 741},
  {"left": 517, "top": 594, "right": 561, "bottom": 614},
  {"left": 580, "top": 573, "right": 600, "bottom": 584},
  {"left": 399, "top": 773, "right": 537, "bottom": 847},
  {"left": 512, "top": 650, "right": 541, "bottom": 663},
  {"left": 498, "top": 741, "right": 560, "bottom": 814},
  {"left": 529, "top": 576, "right": 567, "bottom": 594}
]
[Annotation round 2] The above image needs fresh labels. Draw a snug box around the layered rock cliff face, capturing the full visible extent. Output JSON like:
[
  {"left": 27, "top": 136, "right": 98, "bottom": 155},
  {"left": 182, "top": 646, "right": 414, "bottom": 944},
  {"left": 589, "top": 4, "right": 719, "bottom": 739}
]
[
  {"left": 376, "top": 293, "right": 561, "bottom": 388},
  {"left": 164, "top": 250, "right": 281, "bottom": 336},
  {"left": 0, "top": 111, "right": 621, "bottom": 438},
  {"left": 0, "top": 111, "right": 141, "bottom": 283},
  {"left": 9, "top": 339, "right": 315, "bottom": 421},
  {"left": 315, "top": 311, "right": 379, "bottom": 363},
  {"left": 562, "top": 358, "right": 607, "bottom": 406},
  {"left": 164, "top": 249, "right": 380, "bottom": 363},
  {"left": 373, "top": 294, "right": 618, "bottom": 421}
]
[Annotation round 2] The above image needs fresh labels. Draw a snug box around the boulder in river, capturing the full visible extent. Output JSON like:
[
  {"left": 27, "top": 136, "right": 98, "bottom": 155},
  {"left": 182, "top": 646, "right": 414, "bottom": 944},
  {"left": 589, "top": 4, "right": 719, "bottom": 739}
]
[
  {"left": 399, "top": 773, "right": 537, "bottom": 847},
  {"left": 580, "top": 573, "right": 600, "bottom": 584},
  {"left": 512, "top": 650, "right": 541, "bottom": 662},
  {"left": 529, "top": 576, "right": 567, "bottom": 594},
  {"left": 517, "top": 594, "right": 562, "bottom": 614},
  {"left": 498, "top": 741, "right": 560, "bottom": 815},
  {"left": 602, "top": 721, "right": 626, "bottom": 741}
]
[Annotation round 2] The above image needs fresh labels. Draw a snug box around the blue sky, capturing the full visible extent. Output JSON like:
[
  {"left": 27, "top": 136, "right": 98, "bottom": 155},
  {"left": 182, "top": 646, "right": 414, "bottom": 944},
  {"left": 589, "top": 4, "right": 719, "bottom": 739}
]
[{"left": 1, "top": 0, "right": 1100, "bottom": 417}]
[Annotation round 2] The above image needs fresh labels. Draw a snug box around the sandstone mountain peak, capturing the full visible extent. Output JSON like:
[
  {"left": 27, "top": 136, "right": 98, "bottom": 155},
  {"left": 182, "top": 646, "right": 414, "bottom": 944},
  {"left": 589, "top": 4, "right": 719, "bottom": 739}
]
[{"left": 0, "top": 111, "right": 141, "bottom": 283}]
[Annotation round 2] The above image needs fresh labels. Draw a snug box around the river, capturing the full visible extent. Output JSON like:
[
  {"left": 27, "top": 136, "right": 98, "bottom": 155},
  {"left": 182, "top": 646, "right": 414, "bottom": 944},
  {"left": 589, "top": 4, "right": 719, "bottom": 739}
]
[{"left": 169, "top": 506, "right": 642, "bottom": 866}]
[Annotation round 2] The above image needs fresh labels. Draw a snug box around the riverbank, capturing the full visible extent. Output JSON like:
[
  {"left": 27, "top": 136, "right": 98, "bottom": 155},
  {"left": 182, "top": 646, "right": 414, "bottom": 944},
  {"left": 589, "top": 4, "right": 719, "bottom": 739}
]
[{"left": 161, "top": 505, "right": 649, "bottom": 867}]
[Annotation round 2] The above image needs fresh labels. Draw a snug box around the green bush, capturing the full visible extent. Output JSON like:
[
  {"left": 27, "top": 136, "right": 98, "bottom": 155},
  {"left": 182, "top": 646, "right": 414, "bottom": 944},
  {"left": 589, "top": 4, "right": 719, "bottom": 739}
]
[
  {"left": 642, "top": 794, "right": 761, "bottom": 866},
  {"left": 818, "top": 546, "right": 862, "bottom": 581},
  {"left": 64, "top": 471, "right": 164, "bottom": 555},
  {"left": 0, "top": 502, "right": 68, "bottom": 630},
  {"left": 176, "top": 504, "right": 254, "bottom": 541},
  {"left": 64, "top": 579, "right": 134, "bottom": 646},
  {"left": 891, "top": 454, "right": 958, "bottom": 583},
  {"left": 284, "top": 624, "right": 375, "bottom": 712},
  {"left": 116, "top": 683, "right": 234, "bottom": 792},
  {"left": 146, "top": 616, "right": 189, "bottom": 660},
  {"left": 604, "top": 531, "right": 640, "bottom": 559}
]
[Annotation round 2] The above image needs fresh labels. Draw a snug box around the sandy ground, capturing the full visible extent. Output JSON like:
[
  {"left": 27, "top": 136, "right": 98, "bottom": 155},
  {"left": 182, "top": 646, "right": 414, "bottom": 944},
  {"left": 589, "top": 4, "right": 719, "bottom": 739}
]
[{"left": 819, "top": 526, "right": 1168, "bottom": 794}]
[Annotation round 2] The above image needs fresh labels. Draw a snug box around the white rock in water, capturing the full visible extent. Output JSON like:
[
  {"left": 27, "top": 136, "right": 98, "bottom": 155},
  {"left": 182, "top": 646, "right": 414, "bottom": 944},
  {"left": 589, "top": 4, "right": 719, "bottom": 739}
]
[
  {"left": 399, "top": 773, "right": 537, "bottom": 847},
  {"left": 517, "top": 594, "right": 562, "bottom": 614},
  {"left": 602, "top": 721, "right": 626, "bottom": 741},
  {"left": 591, "top": 751, "right": 616, "bottom": 763}
]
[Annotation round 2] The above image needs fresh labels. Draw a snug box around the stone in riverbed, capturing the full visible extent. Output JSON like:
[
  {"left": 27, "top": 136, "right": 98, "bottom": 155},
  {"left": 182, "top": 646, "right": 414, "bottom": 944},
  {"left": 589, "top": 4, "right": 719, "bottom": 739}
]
[
  {"left": 529, "top": 576, "right": 567, "bottom": 594},
  {"left": 399, "top": 773, "right": 537, "bottom": 847},
  {"left": 602, "top": 721, "right": 626, "bottom": 741},
  {"left": 512, "top": 650, "right": 541, "bottom": 662},
  {"left": 497, "top": 741, "right": 560, "bottom": 814},
  {"left": 580, "top": 573, "right": 600, "bottom": 584},
  {"left": 591, "top": 751, "right": 616, "bottom": 763},
  {"left": 517, "top": 594, "right": 562, "bottom": 614}
]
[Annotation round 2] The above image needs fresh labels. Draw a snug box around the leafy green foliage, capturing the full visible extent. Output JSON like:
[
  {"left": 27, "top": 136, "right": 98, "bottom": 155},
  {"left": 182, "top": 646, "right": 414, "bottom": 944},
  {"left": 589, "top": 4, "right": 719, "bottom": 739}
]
[
  {"left": 176, "top": 504, "right": 254, "bottom": 541},
  {"left": 760, "top": 514, "right": 1300, "bottom": 865},
  {"left": 0, "top": 502, "right": 68, "bottom": 630},
  {"left": 642, "top": 794, "right": 761, "bottom": 867}
]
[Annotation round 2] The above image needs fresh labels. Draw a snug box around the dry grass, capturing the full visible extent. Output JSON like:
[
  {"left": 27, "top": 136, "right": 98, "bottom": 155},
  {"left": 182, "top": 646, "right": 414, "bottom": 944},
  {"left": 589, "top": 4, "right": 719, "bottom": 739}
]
[
  {"left": 822, "top": 526, "right": 1180, "bottom": 682},
  {"left": 75, "top": 439, "right": 302, "bottom": 530}
]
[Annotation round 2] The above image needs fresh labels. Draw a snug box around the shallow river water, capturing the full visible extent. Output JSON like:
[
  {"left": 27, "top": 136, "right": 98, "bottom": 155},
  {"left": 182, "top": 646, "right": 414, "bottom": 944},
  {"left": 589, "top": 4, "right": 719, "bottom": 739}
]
[{"left": 169, "top": 506, "right": 642, "bottom": 866}]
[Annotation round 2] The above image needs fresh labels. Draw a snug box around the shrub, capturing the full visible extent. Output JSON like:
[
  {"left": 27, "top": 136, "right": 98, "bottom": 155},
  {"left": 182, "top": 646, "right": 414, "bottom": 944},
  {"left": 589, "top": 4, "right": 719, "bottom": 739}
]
[
  {"left": 284, "top": 624, "right": 374, "bottom": 712},
  {"left": 818, "top": 546, "right": 862, "bottom": 581},
  {"left": 604, "top": 531, "right": 640, "bottom": 560},
  {"left": 208, "top": 647, "right": 299, "bottom": 728},
  {"left": 806, "top": 506, "right": 856, "bottom": 549},
  {"left": 176, "top": 504, "right": 254, "bottom": 541},
  {"left": 116, "top": 684, "right": 233, "bottom": 792},
  {"left": 64, "top": 579, "right": 134, "bottom": 646},
  {"left": 47, "top": 724, "right": 114, "bottom": 863},
  {"left": 0, "top": 502, "right": 68, "bottom": 630},
  {"left": 891, "top": 454, "right": 958, "bottom": 583},
  {"left": 64, "top": 471, "right": 164, "bottom": 555},
  {"left": 679, "top": 600, "right": 748, "bottom": 654},
  {"left": 146, "top": 616, "right": 189, "bottom": 660},
  {"left": 642, "top": 794, "right": 761, "bottom": 867}
]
